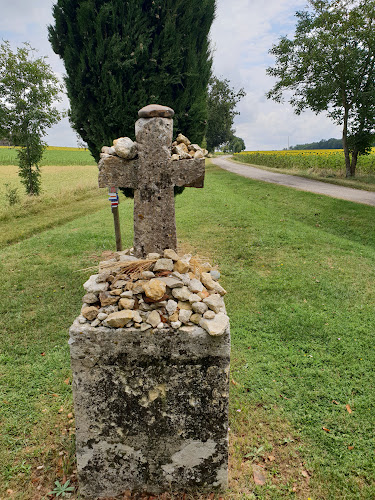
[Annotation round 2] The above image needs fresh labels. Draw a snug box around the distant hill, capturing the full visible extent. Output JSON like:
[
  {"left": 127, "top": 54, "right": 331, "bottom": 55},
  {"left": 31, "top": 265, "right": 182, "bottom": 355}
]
[{"left": 289, "top": 138, "right": 343, "bottom": 150}]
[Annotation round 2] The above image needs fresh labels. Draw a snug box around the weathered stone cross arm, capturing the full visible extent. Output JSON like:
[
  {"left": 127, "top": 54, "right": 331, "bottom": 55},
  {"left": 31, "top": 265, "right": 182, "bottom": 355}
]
[
  {"left": 97, "top": 104, "right": 205, "bottom": 257},
  {"left": 171, "top": 158, "right": 205, "bottom": 188},
  {"left": 98, "top": 155, "right": 138, "bottom": 189}
]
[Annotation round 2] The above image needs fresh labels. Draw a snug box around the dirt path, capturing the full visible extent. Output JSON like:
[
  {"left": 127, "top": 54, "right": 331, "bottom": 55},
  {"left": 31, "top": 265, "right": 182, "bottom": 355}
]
[{"left": 211, "top": 156, "right": 375, "bottom": 207}]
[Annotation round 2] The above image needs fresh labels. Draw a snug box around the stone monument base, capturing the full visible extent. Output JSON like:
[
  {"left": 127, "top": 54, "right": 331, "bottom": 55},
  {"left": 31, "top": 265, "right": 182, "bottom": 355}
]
[{"left": 69, "top": 320, "right": 230, "bottom": 499}]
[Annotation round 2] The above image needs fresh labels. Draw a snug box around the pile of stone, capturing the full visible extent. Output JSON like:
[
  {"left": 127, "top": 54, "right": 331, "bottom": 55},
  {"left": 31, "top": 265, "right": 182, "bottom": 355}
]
[
  {"left": 100, "top": 133, "right": 209, "bottom": 162},
  {"left": 79, "top": 249, "right": 229, "bottom": 336},
  {"left": 171, "top": 133, "right": 209, "bottom": 161}
]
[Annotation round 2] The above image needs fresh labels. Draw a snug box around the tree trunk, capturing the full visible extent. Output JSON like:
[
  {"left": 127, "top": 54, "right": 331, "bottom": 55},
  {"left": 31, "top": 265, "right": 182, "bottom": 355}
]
[
  {"left": 350, "top": 148, "right": 358, "bottom": 176},
  {"left": 342, "top": 107, "right": 352, "bottom": 177}
]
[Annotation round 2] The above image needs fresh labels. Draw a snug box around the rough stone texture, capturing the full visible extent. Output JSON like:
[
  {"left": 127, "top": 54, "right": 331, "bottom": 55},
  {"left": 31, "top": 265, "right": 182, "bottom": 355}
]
[
  {"left": 98, "top": 155, "right": 138, "bottom": 189},
  {"left": 83, "top": 275, "right": 109, "bottom": 294},
  {"left": 199, "top": 313, "right": 230, "bottom": 336},
  {"left": 106, "top": 310, "right": 134, "bottom": 327},
  {"left": 133, "top": 116, "right": 204, "bottom": 257},
  {"left": 97, "top": 106, "right": 205, "bottom": 258},
  {"left": 163, "top": 248, "right": 179, "bottom": 261},
  {"left": 153, "top": 258, "right": 174, "bottom": 272},
  {"left": 81, "top": 306, "right": 99, "bottom": 321},
  {"left": 203, "top": 294, "right": 225, "bottom": 313},
  {"left": 70, "top": 321, "right": 230, "bottom": 498},
  {"left": 142, "top": 279, "right": 167, "bottom": 301},
  {"left": 113, "top": 137, "right": 138, "bottom": 159},
  {"left": 138, "top": 104, "right": 175, "bottom": 118}
]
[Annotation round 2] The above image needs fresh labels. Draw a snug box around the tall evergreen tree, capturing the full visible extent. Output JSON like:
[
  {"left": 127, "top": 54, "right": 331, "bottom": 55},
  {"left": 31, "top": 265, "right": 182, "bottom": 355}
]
[{"left": 48, "top": 0, "right": 215, "bottom": 162}]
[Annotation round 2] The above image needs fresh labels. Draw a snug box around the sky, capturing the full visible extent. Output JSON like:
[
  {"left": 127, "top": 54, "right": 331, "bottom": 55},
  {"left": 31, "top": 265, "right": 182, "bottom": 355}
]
[{"left": 0, "top": 0, "right": 342, "bottom": 150}]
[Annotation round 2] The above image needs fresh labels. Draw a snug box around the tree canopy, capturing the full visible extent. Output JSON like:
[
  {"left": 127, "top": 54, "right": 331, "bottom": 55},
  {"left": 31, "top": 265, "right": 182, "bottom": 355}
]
[
  {"left": 267, "top": 0, "right": 375, "bottom": 177},
  {"left": 290, "top": 138, "right": 343, "bottom": 150},
  {"left": 48, "top": 0, "right": 215, "bottom": 163},
  {"left": 223, "top": 135, "right": 246, "bottom": 153},
  {"left": 206, "top": 76, "right": 245, "bottom": 152},
  {"left": 0, "top": 41, "right": 63, "bottom": 195}
]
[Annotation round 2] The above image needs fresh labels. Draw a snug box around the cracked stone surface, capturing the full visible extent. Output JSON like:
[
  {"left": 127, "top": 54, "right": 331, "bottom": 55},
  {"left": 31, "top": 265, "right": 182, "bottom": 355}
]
[{"left": 69, "top": 321, "right": 230, "bottom": 498}]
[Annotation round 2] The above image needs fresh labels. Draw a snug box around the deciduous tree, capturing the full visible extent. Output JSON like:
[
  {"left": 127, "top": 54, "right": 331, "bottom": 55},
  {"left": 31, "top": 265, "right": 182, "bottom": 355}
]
[
  {"left": 206, "top": 76, "right": 245, "bottom": 152},
  {"left": 267, "top": 0, "right": 375, "bottom": 177},
  {"left": 0, "top": 42, "right": 63, "bottom": 195}
]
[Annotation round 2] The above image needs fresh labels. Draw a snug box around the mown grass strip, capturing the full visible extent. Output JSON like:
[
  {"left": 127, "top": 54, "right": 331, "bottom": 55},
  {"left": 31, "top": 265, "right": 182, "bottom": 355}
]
[
  {"left": 0, "top": 149, "right": 96, "bottom": 166},
  {"left": 1, "top": 162, "right": 375, "bottom": 498}
]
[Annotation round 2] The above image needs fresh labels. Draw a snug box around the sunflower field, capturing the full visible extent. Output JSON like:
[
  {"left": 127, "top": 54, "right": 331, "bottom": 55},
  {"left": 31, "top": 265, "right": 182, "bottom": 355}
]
[{"left": 234, "top": 149, "right": 375, "bottom": 174}]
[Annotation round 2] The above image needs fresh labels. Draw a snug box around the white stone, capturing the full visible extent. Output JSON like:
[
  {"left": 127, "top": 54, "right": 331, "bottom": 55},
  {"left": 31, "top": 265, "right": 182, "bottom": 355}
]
[
  {"left": 171, "top": 321, "right": 182, "bottom": 329},
  {"left": 194, "top": 150, "right": 204, "bottom": 159},
  {"left": 140, "top": 323, "right": 152, "bottom": 331},
  {"left": 120, "top": 290, "right": 133, "bottom": 298},
  {"left": 141, "top": 271, "right": 155, "bottom": 279},
  {"left": 203, "top": 310, "right": 215, "bottom": 320},
  {"left": 157, "top": 277, "right": 183, "bottom": 289},
  {"left": 147, "top": 310, "right": 161, "bottom": 327},
  {"left": 97, "top": 312, "right": 108, "bottom": 321},
  {"left": 192, "top": 302, "right": 208, "bottom": 314},
  {"left": 199, "top": 313, "right": 230, "bottom": 336},
  {"left": 210, "top": 270, "right": 221, "bottom": 280},
  {"left": 188, "top": 279, "right": 204, "bottom": 293},
  {"left": 147, "top": 253, "right": 161, "bottom": 260},
  {"left": 179, "top": 309, "right": 192, "bottom": 324},
  {"left": 83, "top": 275, "right": 109, "bottom": 294},
  {"left": 166, "top": 300, "right": 178, "bottom": 316},
  {"left": 172, "top": 286, "right": 192, "bottom": 302},
  {"left": 180, "top": 273, "right": 191, "bottom": 286},
  {"left": 118, "top": 254, "right": 138, "bottom": 262},
  {"left": 163, "top": 248, "right": 180, "bottom": 261},
  {"left": 203, "top": 294, "right": 225, "bottom": 313},
  {"left": 113, "top": 137, "right": 137, "bottom": 159},
  {"left": 153, "top": 258, "right": 174, "bottom": 272},
  {"left": 133, "top": 311, "right": 142, "bottom": 324},
  {"left": 188, "top": 294, "right": 202, "bottom": 304},
  {"left": 91, "top": 319, "right": 101, "bottom": 327}
]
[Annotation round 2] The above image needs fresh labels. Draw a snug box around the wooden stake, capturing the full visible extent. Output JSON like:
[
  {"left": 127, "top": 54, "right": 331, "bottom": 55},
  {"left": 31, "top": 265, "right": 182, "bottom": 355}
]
[{"left": 112, "top": 205, "right": 122, "bottom": 251}]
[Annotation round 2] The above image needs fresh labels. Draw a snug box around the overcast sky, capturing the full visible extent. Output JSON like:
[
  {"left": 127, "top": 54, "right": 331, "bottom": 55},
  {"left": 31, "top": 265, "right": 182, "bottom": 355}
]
[{"left": 0, "top": 0, "right": 342, "bottom": 150}]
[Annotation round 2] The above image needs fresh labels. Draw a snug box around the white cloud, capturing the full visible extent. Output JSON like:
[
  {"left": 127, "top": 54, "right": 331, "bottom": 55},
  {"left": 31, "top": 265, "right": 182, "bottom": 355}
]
[
  {"left": 210, "top": 0, "right": 341, "bottom": 150},
  {"left": 1, "top": 0, "right": 341, "bottom": 148}
]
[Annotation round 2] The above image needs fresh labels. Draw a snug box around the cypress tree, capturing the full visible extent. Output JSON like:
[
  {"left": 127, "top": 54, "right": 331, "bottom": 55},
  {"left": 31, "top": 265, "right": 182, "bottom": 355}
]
[{"left": 48, "top": 0, "right": 215, "bottom": 163}]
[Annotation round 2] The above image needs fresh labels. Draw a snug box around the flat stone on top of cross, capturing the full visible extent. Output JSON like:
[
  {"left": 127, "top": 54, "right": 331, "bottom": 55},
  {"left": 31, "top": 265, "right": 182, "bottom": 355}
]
[{"left": 98, "top": 104, "right": 205, "bottom": 258}]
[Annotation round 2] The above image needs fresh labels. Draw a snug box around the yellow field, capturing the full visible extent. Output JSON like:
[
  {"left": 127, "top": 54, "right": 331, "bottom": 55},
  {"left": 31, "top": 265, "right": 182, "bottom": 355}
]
[{"left": 234, "top": 148, "right": 375, "bottom": 173}]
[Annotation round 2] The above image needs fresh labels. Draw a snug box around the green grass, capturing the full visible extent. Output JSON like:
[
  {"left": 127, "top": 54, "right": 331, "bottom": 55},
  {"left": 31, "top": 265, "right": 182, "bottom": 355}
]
[
  {"left": 0, "top": 165, "right": 106, "bottom": 248},
  {"left": 1, "top": 162, "right": 375, "bottom": 498},
  {"left": 0, "top": 148, "right": 96, "bottom": 166}
]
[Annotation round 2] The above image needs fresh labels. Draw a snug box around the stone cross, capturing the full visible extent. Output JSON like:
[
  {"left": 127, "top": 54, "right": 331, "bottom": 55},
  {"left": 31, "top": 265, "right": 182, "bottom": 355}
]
[{"left": 98, "top": 104, "right": 205, "bottom": 258}]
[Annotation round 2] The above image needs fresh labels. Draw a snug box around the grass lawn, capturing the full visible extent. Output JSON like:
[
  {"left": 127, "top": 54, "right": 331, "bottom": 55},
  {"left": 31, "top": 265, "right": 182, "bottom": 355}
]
[
  {"left": 0, "top": 165, "right": 106, "bottom": 248},
  {"left": 1, "top": 161, "right": 375, "bottom": 498},
  {"left": 0, "top": 148, "right": 96, "bottom": 167}
]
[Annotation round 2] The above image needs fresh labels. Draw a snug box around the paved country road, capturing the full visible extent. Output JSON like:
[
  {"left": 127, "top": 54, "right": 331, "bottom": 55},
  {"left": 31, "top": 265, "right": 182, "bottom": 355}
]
[{"left": 211, "top": 156, "right": 375, "bottom": 207}]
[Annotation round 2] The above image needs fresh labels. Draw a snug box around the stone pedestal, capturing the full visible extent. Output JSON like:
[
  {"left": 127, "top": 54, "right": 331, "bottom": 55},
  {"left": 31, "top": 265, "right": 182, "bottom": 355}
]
[{"left": 69, "top": 321, "right": 230, "bottom": 499}]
